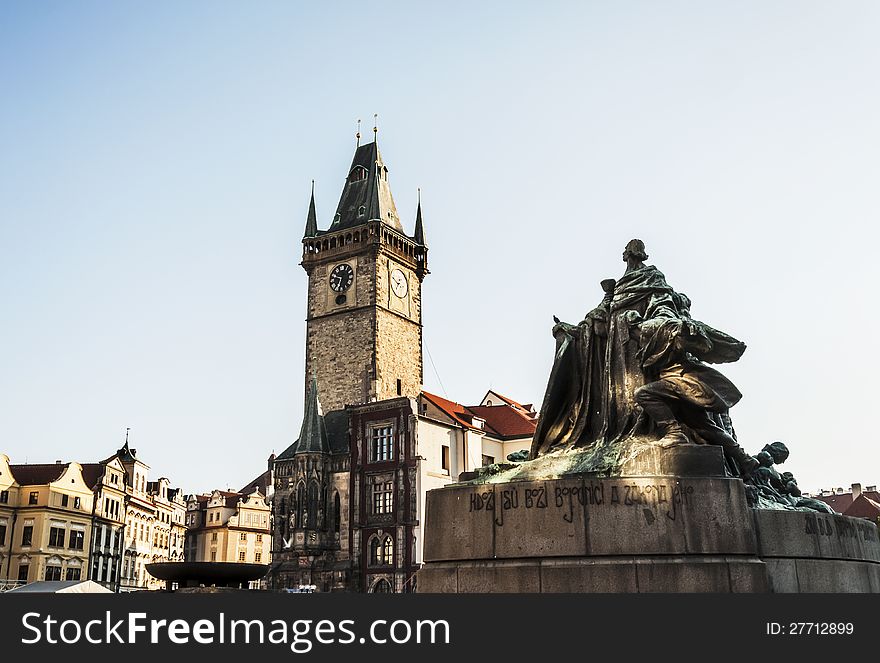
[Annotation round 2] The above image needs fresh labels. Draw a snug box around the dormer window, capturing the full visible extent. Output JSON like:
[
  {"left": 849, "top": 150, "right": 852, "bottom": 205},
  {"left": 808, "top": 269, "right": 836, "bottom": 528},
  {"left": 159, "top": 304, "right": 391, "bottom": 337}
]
[
  {"left": 358, "top": 205, "right": 366, "bottom": 217},
  {"left": 349, "top": 166, "right": 367, "bottom": 182}
]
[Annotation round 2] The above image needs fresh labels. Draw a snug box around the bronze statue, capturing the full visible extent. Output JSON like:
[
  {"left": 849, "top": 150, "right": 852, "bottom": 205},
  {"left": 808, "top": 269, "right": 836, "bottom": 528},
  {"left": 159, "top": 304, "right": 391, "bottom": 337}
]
[
  {"left": 531, "top": 239, "right": 756, "bottom": 475},
  {"left": 744, "top": 442, "right": 834, "bottom": 513}
]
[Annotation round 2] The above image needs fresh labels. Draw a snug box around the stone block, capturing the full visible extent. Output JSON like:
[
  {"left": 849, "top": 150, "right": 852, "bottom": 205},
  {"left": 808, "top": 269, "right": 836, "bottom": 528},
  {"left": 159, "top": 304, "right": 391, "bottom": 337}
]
[
  {"left": 456, "top": 561, "right": 541, "bottom": 593},
  {"left": 416, "top": 565, "right": 458, "bottom": 593},
  {"left": 493, "top": 479, "right": 588, "bottom": 559},
  {"left": 790, "top": 559, "right": 879, "bottom": 593},
  {"left": 633, "top": 557, "right": 735, "bottom": 592},
  {"left": 763, "top": 558, "right": 799, "bottom": 593},
  {"left": 753, "top": 510, "right": 880, "bottom": 562},
  {"left": 423, "top": 484, "right": 494, "bottom": 562},
  {"left": 539, "top": 558, "right": 638, "bottom": 592}
]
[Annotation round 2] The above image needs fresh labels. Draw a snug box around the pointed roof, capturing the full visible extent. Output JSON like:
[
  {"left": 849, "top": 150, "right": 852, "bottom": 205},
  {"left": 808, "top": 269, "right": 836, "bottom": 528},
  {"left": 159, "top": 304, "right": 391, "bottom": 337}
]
[
  {"left": 304, "top": 181, "right": 318, "bottom": 238},
  {"left": 329, "top": 141, "right": 402, "bottom": 233},
  {"left": 277, "top": 378, "right": 331, "bottom": 458},
  {"left": 414, "top": 192, "right": 426, "bottom": 246}
]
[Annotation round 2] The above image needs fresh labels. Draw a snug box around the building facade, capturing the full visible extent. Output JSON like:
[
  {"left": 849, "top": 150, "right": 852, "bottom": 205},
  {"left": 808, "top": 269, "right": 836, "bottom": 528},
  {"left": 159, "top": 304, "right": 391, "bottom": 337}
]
[
  {"left": 1, "top": 442, "right": 186, "bottom": 592},
  {"left": 185, "top": 488, "right": 271, "bottom": 587},
  {"left": 0, "top": 456, "right": 94, "bottom": 587},
  {"left": 268, "top": 136, "right": 535, "bottom": 592}
]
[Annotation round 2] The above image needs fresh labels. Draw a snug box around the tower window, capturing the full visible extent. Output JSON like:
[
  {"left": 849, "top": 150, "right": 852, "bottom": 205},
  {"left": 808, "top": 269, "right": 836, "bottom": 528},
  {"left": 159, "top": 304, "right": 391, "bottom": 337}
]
[
  {"left": 372, "top": 481, "right": 393, "bottom": 514},
  {"left": 370, "top": 425, "right": 394, "bottom": 462},
  {"left": 349, "top": 166, "right": 367, "bottom": 182},
  {"left": 358, "top": 205, "right": 366, "bottom": 217},
  {"left": 396, "top": 379, "right": 402, "bottom": 396}
]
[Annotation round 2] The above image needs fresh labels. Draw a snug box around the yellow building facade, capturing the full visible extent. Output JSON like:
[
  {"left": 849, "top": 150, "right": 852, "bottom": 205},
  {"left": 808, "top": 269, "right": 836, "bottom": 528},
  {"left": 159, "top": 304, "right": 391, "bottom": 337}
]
[
  {"left": 0, "top": 456, "right": 94, "bottom": 587},
  {"left": 185, "top": 489, "right": 271, "bottom": 583}
]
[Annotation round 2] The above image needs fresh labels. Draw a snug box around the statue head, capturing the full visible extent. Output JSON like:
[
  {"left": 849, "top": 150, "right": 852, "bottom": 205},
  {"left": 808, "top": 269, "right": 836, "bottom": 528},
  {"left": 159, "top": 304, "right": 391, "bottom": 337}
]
[
  {"left": 762, "top": 441, "right": 789, "bottom": 465},
  {"left": 622, "top": 239, "right": 648, "bottom": 266},
  {"left": 755, "top": 450, "right": 774, "bottom": 468}
]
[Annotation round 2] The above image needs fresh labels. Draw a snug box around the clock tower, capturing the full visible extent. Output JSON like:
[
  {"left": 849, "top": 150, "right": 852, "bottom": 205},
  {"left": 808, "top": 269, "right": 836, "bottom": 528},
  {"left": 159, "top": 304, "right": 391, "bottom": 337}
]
[{"left": 300, "top": 138, "right": 428, "bottom": 413}]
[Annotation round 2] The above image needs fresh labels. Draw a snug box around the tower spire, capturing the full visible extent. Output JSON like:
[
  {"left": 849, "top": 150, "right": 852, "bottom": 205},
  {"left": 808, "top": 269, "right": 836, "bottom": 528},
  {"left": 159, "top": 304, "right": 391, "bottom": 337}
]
[
  {"left": 414, "top": 188, "right": 426, "bottom": 246},
  {"left": 356, "top": 118, "right": 361, "bottom": 148},
  {"left": 295, "top": 375, "right": 330, "bottom": 455},
  {"left": 304, "top": 180, "right": 318, "bottom": 238}
]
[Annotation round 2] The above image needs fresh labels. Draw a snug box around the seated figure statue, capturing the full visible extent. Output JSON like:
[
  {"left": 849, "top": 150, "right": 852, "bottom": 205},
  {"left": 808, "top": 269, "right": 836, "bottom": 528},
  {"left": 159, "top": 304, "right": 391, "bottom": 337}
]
[{"left": 531, "top": 239, "right": 756, "bottom": 475}]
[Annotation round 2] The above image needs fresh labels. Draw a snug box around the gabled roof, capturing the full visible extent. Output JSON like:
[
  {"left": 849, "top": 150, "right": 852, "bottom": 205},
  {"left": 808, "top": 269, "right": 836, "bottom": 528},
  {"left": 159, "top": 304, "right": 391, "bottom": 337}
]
[
  {"left": 9, "top": 463, "right": 68, "bottom": 486},
  {"left": 482, "top": 390, "right": 536, "bottom": 416},
  {"left": 328, "top": 141, "right": 402, "bottom": 233},
  {"left": 421, "top": 391, "right": 538, "bottom": 440},
  {"left": 845, "top": 494, "right": 880, "bottom": 519},
  {"left": 421, "top": 391, "right": 481, "bottom": 431},
  {"left": 468, "top": 405, "right": 537, "bottom": 439}
]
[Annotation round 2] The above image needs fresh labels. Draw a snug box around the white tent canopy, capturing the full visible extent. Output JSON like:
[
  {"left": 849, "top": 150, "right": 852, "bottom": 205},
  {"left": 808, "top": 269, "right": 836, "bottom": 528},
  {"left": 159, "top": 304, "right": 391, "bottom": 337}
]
[{"left": 6, "top": 580, "right": 113, "bottom": 594}]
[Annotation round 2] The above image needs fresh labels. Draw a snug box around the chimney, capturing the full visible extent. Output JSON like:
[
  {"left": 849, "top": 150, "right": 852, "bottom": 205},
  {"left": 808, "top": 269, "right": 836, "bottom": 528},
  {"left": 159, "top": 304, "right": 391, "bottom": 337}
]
[{"left": 852, "top": 483, "right": 862, "bottom": 500}]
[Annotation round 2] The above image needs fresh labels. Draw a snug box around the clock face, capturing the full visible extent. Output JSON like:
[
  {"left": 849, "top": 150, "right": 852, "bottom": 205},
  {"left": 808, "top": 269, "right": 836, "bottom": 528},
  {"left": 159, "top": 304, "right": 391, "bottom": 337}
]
[
  {"left": 329, "top": 263, "right": 354, "bottom": 292},
  {"left": 390, "top": 268, "right": 408, "bottom": 298}
]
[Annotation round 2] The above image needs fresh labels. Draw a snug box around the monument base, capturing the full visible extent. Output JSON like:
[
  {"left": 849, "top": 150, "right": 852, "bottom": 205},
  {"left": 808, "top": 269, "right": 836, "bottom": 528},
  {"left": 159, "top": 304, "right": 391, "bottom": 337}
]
[{"left": 417, "top": 461, "right": 880, "bottom": 593}]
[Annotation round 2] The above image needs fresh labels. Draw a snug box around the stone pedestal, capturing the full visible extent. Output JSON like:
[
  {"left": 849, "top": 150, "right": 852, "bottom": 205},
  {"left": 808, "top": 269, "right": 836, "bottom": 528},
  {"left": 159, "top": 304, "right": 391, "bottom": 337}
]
[{"left": 418, "top": 450, "right": 880, "bottom": 593}]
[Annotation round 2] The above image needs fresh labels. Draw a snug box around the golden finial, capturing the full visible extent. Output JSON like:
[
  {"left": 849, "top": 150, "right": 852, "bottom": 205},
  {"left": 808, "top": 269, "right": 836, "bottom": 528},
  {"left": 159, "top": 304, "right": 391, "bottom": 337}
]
[
  {"left": 373, "top": 113, "right": 378, "bottom": 138},
  {"left": 356, "top": 118, "right": 361, "bottom": 147}
]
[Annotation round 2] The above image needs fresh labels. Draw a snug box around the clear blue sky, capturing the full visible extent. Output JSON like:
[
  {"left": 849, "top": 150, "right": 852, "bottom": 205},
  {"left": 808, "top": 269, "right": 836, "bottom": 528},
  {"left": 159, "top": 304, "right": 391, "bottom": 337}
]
[{"left": 2, "top": 1, "right": 878, "bottom": 494}]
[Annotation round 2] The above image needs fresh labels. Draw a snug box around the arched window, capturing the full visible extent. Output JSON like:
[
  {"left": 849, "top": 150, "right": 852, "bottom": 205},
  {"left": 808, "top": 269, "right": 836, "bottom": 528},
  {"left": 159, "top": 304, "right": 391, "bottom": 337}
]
[
  {"left": 349, "top": 166, "right": 367, "bottom": 182},
  {"left": 381, "top": 536, "right": 393, "bottom": 565},
  {"left": 371, "top": 578, "right": 393, "bottom": 593},
  {"left": 333, "top": 492, "right": 341, "bottom": 532},
  {"left": 369, "top": 536, "right": 381, "bottom": 566}
]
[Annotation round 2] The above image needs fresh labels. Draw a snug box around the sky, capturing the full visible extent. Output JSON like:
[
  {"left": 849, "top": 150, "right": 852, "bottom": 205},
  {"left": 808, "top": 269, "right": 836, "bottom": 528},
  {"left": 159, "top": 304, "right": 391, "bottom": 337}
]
[{"left": 1, "top": 1, "right": 879, "bottom": 495}]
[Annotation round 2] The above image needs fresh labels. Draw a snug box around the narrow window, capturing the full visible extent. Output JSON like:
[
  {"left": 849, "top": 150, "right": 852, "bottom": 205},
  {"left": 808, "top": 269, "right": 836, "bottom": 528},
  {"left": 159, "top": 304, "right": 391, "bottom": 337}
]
[
  {"left": 396, "top": 379, "right": 402, "bottom": 396},
  {"left": 441, "top": 445, "right": 450, "bottom": 472},
  {"left": 21, "top": 526, "right": 33, "bottom": 546}
]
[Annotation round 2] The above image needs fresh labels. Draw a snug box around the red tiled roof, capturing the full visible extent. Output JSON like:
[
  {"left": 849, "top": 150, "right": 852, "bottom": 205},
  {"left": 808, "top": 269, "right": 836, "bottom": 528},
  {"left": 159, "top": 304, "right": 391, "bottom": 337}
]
[
  {"left": 468, "top": 405, "right": 537, "bottom": 439},
  {"left": 421, "top": 391, "right": 481, "bottom": 430},
  {"left": 9, "top": 463, "right": 68, "bottom": 486},
  {"left": 421, "top": 391, "right": 537, "bottom": 440},
  {"left": 845, "top": 494, "right": 880, "bottom": 519},
  {"left": 812, "top": 493, "right": 855, "bottom": 512}
]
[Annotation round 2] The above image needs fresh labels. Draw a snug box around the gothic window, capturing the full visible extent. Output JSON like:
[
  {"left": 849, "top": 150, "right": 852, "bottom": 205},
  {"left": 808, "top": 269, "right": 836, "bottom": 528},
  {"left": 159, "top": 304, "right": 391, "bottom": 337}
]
[
  {"left": 381, "top": 536, "right": 393, "bottom": 565},
  {"left": 349, "top": 166, "right": 367, "bottom": 182},
  {"left": 371, "top": 578, "right": 393, "bottom": 593},
  {"left": 369, "top": 537, "right": 381, "bottom": 566},
  {"left": 370, "top": 425, "right": 394, "bottom": 462},
  {"left": 372, "top": 481, "right": 393, "bottom": 515},
  {"left": 297, "top": 484, "right": 307, "bottom": 529},
  {"left": 333, "top": 492, "right": 341, "bottom": 532},
  {"left": 307, "top": 482, "right": 318, "bottom": 529}
]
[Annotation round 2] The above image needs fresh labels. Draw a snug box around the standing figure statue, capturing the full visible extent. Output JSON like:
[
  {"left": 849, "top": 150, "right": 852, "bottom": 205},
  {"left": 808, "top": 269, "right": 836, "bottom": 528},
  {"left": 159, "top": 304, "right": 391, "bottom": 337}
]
[{"left": 531, "top": 239, "right": 756, "bottom": 475}]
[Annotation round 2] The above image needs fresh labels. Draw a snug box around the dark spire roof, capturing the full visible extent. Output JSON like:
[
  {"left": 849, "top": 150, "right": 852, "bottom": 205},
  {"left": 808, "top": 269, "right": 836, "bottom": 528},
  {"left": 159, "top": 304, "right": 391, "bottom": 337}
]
[
  {"left": 304, "top": 181, "right": 318, "bottom": 238},
  {"left": 328, "top": 141, "right": 402, "bottom": 233},
  {"left": 277, "top": 378, "right": 330, "bottom": 459},
  {"left": 117, "top": 428, "right": 136, "bottom": 463},
  {"left": 414, "top": 190, "right": 426, "bottom": 246}
]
